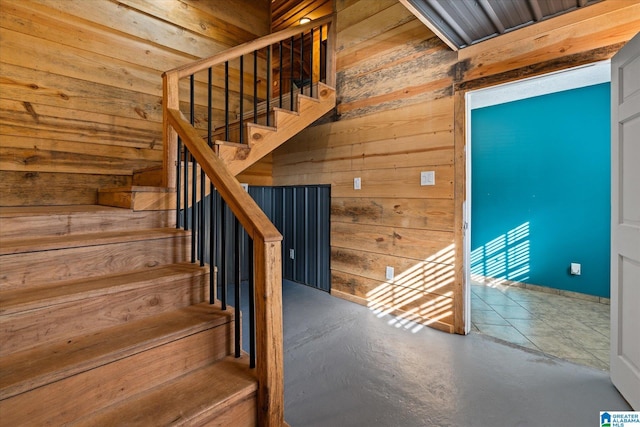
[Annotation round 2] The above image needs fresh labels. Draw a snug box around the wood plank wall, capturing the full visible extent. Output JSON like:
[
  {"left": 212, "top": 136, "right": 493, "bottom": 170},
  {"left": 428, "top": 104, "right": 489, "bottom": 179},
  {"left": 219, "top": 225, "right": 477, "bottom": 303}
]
[
  {"left": 0, "top": 0, "right": 270, "bottom": 206},
  {"left": 271, "top": 0, "right": 640, "bottom": 333}
]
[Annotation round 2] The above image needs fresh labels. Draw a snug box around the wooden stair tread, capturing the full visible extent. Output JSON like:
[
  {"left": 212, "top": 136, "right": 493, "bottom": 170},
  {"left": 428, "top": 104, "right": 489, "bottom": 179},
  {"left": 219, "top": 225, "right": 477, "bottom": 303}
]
[
  {"left": 0, "top": 227, "right": 188, "bottom": 255},
  {"left": 0, "top": 302, "right": 233, "bottom": 400},
  {"left": 0, "top": 262, "right": 207, "bottom": 316},
  {"left": 214, "top": 140, "right": 251, "bottom": 148},
  {"left": 73, "top": 355, "right": 257, "bottom": 427},
  {"left": 246, "top": 122, "right": 278, "bottom": 132}
]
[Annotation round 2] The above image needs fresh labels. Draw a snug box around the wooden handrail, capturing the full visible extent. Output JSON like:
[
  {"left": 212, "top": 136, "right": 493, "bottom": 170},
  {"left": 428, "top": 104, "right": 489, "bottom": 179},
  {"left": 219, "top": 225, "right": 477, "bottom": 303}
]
[
  {"left": 167, "top": 108, "right": 284, "bottom": 426},
  {"left": 167, "top": 109, "right": 281, "bottom": 243},
  {"left": 164, "top": 14, "right": 334, "bottom": 80}
]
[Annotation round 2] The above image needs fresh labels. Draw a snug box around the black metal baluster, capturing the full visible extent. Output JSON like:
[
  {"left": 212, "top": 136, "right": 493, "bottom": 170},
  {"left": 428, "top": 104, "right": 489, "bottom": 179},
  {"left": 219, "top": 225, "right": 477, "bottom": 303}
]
[
  {"left": 239, "top": 56, "right": 244, "bottom": 144},
  {"left": 290, "top": 36, "right": 294, "bottom": 110},
  {"left": 208, "top": 66, "right": 215, "bottom": 300},
  {"left": 190, "top": 74, "right": 196, "bottom": 264},
  {"left": 225, "top": 61, "right": 230, "bottom": 141},
  {"left": 183, "top": 147, "right": 189, "bottom": 231},
  {"left": 279, "top": 41, "right": 283, "bottom": 108},
  {"left": 253, "top": 50, "right": 258, "bottom": 124},
  {"left": 310, "top": 27, "right": 314, "bottom": 97},
  {"left": 176, "top": 136, "right": 182, "bottom": 229},
  {"left": 248, "top": 237, "right": 255, "bottom": 368},
  {"left": 210, "top": 187, "right": 217, "bottom": 304},
  {"left": 300, "top": 31, "right": 304, "bottom": 95},
  {"left": 320, "top": 25, "right": 325, "bottom": 83},
  {"left": 266, "top": 46, "right": 271, "bottom": 127},
  {"left": 234, "top": 218, "right": 242, "bottom": 358},
  {"left": 220, "top": 199, "right": 227, "bottom": 310}
]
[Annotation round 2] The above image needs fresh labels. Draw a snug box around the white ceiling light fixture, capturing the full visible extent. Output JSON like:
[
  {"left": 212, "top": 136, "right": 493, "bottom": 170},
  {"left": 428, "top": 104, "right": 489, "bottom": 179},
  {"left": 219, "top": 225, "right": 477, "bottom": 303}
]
[{"left": 299, "top": 17, "right": 311, "bottom": 24}]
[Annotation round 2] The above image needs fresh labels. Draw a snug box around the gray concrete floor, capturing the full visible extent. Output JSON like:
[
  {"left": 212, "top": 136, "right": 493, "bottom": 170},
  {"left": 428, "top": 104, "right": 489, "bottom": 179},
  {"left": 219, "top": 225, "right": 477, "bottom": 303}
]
[{"left": 281, "top": 280, "right": 631, "bottom": 427}]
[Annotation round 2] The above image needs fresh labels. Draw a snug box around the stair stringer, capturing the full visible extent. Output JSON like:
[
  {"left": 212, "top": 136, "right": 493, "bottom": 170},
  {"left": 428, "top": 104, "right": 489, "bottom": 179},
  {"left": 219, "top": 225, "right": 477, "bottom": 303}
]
[{"left": 218, "top": 82, "right": 335, "bottom": 176}]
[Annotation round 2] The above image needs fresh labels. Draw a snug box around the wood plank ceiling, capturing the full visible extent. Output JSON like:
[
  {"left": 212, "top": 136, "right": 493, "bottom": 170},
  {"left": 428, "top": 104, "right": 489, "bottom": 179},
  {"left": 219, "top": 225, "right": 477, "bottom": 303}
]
[
  {"left": 271, "top": 0, "right": 333, "bottom": 31},
  {"left": 400, "top": 0, "right": 603, "bottom": 50}
]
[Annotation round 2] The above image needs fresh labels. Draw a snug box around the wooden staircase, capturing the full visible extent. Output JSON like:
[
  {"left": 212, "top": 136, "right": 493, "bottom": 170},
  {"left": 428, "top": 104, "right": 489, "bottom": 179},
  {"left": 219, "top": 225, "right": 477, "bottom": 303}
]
[
  {"left": 98, "top": 82, "right": 336, "bottom": 211},
  {"left": 0, "top": 206, "right": 257, "bottom": 426},
  {"left": 0, "top": 15, "right": 335, "bottom": 425},
  {"left": 218, "top": 82, "right": 335, "bottom": 176}
]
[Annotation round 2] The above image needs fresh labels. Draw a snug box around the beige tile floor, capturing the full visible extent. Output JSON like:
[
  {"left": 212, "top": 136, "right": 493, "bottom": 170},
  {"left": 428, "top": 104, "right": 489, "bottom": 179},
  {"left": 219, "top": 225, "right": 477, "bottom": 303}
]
[{"left": 471, "top": 281, "right": 610, "bottom": 370}]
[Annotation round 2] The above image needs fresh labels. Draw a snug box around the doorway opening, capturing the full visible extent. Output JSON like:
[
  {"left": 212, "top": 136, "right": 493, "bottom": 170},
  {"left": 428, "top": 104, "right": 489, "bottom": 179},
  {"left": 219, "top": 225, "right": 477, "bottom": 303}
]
[{"left": 464, "top": 61, "right": 611, "bottom": 370}]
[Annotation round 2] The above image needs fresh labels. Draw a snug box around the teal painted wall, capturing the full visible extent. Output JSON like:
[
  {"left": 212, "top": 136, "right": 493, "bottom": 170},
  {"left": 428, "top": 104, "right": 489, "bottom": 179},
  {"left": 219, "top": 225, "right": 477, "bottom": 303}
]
[{"left": 471, "top": 83, "right": 611, "bottom": 298}]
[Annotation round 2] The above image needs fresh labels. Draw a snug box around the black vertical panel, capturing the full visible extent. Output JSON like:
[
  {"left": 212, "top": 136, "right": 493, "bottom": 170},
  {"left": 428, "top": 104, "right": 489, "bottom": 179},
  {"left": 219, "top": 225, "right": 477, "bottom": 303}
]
[
  {"left": 248, "top": 185, "right": 330, "bottom": 292},
  {"left": 305, "top": 187, "right": 318, "bottom": 286},
  {"left": 318, "top": 186, "right": 331, "bottom": 292},
  {"left": 283, "top": 187, "right": 295, "bottom": 280},
  {"left": 294, "top": 187, "right": 305, "bottom": 283}
]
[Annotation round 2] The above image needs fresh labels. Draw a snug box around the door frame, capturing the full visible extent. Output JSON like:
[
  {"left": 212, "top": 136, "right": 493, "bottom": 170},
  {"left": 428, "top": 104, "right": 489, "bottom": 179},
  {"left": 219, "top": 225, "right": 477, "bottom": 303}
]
[{"left": 462, "top": 60, "right": 611, "bottom": 334}]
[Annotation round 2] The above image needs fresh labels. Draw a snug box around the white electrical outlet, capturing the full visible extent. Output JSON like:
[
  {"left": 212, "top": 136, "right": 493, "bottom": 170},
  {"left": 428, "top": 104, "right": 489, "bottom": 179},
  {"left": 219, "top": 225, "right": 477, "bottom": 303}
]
[
  {"left": 570, "top": 263, "right": 581, "bottom": 275},
  {"left": 420, "top": 171, "right": 435, "bottom": 186},
  {"left": 385, "top": 266, "right": 394, "bottom": 281},
  {"left": 290, "top": 249, "right": 295, "bottom": 260},
  {"left": 354, "top": 177, "right": 361, "bottom": 190}
]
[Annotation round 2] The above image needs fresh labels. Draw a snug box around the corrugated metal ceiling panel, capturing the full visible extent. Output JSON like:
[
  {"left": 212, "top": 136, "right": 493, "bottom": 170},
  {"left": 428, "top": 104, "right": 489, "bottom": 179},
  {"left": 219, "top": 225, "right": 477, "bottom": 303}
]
[{"left": 404, "top": 0, "right": 602, "bottom": 49}]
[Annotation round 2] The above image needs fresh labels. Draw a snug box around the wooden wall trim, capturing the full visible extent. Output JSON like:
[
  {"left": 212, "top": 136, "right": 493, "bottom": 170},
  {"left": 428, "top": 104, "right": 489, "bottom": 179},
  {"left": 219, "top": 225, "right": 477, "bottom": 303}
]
[
  {"left": 459, "top": 0, "right": 639, "bottom": 60},
  {"left": 452, "top": 90, "right": 466, "bottom": 335},
  {"left": 456, "top": 42, "right": 626, "bottom": 92}
]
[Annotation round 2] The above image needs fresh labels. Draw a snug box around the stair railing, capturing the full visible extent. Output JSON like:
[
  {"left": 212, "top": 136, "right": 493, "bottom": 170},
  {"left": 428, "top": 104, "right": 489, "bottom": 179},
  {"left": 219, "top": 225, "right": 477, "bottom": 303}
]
[
  {"left": 161, "top": 15, "right": 335, "bottom": 427},
  {"left": 162, "top": 14, "right": 336, "bottom": 189}
]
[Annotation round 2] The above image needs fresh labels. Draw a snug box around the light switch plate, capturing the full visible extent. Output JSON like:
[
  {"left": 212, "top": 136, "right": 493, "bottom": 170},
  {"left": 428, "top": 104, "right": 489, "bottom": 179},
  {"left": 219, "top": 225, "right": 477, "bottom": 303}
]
[
  {"left": 354, "top": 177, "right": 361, "bottom": 190},
  {"left": 421, "top": 171, "right": 435, "bottom": 186}
]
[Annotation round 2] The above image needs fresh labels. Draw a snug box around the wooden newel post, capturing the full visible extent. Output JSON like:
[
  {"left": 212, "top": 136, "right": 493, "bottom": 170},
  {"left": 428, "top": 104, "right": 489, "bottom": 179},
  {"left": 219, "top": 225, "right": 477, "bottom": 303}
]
[
  {"left": 162, "top": 71, "right": 180, "bottom": 189},
  {"left": 255, "top": 239, "right": 284, "bottom": 426}
]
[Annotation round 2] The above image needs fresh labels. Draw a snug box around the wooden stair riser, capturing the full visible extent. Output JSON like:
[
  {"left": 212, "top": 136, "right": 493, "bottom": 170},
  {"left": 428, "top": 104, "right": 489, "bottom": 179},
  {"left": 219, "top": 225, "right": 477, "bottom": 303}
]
[
  {"left": 0, "top": 207, "right": 175, "bottom": 240},
  {"left": 0, "top": 323, "right": 233, "bottom": 426},
  {"left": 0, "top": 235, "right": 190, "bottom": 291},
  {"left": 98, "top": 186, "right": 175, "bottom": 211},
  {"left": 0, "top": 270, "right": 209, "bottom": 356},
  {"left": 99, "top": 164, "right": 214, "bottom": 211}
]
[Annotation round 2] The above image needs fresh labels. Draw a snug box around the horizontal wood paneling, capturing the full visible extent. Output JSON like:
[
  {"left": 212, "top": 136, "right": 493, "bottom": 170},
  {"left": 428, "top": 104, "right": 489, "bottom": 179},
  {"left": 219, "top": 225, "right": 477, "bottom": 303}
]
[
  {"left": 331, "top": 198, "right": 454, "bottom": 231},
  {"left": 0, "top": 0, "right": 270, "bottom": 206},
  {"left": 0, "top": 171, "right": 131, "bottom": 206},
  {"left": 237, "top": 155, "right": 274, "bottom": 186},
  {"left": 335, "top": 1, "right": 455, "bottom": 119}
]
